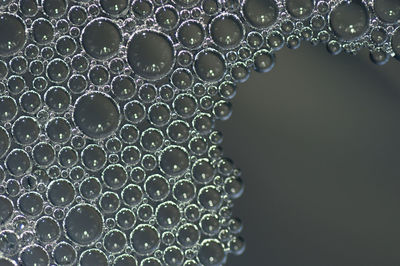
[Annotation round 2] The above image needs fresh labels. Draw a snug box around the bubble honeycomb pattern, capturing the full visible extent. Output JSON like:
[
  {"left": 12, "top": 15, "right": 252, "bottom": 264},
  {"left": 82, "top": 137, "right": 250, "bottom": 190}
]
[{"left": 0, "top": 0, "right": 398, "bottom": 265}]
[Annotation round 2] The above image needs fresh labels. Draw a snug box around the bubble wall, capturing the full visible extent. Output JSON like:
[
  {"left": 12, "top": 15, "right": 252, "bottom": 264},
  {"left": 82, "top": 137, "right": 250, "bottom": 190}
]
[{"left": 0, "top": 0, "right": 398, "bottom": 265}]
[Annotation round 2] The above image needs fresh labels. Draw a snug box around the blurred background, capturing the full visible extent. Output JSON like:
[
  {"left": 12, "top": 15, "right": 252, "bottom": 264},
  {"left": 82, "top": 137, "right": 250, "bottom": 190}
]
[{"left": 221, "top": 43, "right": 400, "bottom": 266}]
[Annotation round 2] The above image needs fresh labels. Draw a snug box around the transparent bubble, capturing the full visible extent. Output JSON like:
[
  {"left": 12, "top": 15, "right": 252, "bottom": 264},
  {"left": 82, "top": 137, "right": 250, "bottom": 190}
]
[
  {"left": 0, "top": 96, "right": 17, "bottom": 122},
  {"left": 89, "top": 65, "right": 110, "bottom": 86},
  {"left": 101, "top": 0, "right": 129, "bottom": 16},
  {"left": 111, "top": 75, "right": 136, "bottom": 100},
  {"left": 64, "top": 204, "right": 103, "bottom": 245},
  {"left": 46, "top": 117, "right": 72, "bottom": 143},
  {"left": 116, "top": 208, "right": 136, "bottom": 230},
  {"left": 144, "top": 174, "right": 170, "bottom": 201},
  {"left": 52, "top": 241, "right": 77, "bottom": 265},
  {"left": 285, "top": 0, "right": 314, "bottom": 20},
  {"left": 74, "top": 92, "right": 120, "bottom": 139},
  {"left": 177, "top": 20, "right": 205, "bottom": 49},
  {"left": 6, "top": 149, "right": 31, "bottom": 177},
  {"left": 68, "top": 6, "right": 88, "bottom": 26},
  {"left": 329, "top": 0, "right": 370, "bottom": 41},
  {"left": 19, "top": 245, "right": 49, "bottom": 266},
  {"left": 32, "top": 142, "right": 56, "bottom": 167},
  {"left": 47, "top": 179, "right": 75, "bottom": 206},
  {"left": 32, "top": 18, "right": 54, "bottom": 45},
  {"left": 155, "top": 5, "right": 179, "bottom": 30},
  {"left": 35, "top": 216, "right": 60, "bottom": 242},
  {"left": 79, "top": 248, "right": 108, "bottom": 266},
  {"left": 198, "top": 239, "right": 226, "bottom": 266},
  {"left": 103, "top": 229, "right": 126, "bottom": 253},
  {"left": 210, "top": 13, "right": 244, "bottom": 49},
  {"left": 81, "top": 18, "right": 122, "bottom": 60},
  {"left": 194, "top": 49, "right": 226, "bottom": 83},
  {"left": 42, "top": 0, "right": 67, "bottom": 18},
  {"left": 0, "top": 196, "right": 13, "bottom": 225},
  {"left": 99, "top": 191, "right": 120, "bottom": 213},
  {"left": 102, "top": 164, "right": 128, "bottom": 190},
  {"left": 374, "top": 0, "right": 400, "bottom": 23},
  {"left": 20, "top": 0, "right": 38, "bottom": 17},
  {"left": 0, "top": 126, "right": 10, "bottom": 158},
  {"left": 131, "top": 0, "right": 154, "bottom": 19},
  {"left": 0, "top": 13, "right": 26, "bottom": 56},
  {"left": 130, "top": 224, "right": 160, "bottom": 256},
  {"left": 17, "top": 192, "right": 43, "bottom": 216},
  {"left": 127, "top": 30, "right": 175, "bottom": 80}
]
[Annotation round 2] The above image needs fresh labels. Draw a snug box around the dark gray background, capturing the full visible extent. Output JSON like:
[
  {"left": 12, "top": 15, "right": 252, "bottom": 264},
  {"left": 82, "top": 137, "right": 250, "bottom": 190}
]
[{"left": 221, "top": 43, "right": 400, "bottom": 266}]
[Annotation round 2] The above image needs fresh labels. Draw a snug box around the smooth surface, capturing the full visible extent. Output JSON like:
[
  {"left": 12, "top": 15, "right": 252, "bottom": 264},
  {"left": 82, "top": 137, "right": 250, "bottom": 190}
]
[{"left": 221, "top": 43, "right": 400, "bottom": 266}]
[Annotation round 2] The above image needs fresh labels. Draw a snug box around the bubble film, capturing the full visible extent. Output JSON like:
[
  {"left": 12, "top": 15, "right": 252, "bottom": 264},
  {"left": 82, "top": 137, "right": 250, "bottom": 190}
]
[{"left": 0, "top": 0, "right": 398, "bottom": 265}]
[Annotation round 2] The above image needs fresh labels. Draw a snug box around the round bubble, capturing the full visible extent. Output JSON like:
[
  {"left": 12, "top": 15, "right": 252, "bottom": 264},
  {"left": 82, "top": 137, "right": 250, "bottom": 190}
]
[
  {"left": 103, "top": 229, "right": 126, "bottom": 253},
  {"left": 32, "top": 18, "right": 54, "bottom": 44},
  {"left": 177, "top": 20, "right": 205, "bottom": 49},
  {"left": 81, "top": 144, "right": 107, "bottom": 171},
  {"left": 130, "top": 224, "right": 160, "bottom": 255},
  {"left": 46, "top": 117, "right": 71, "bottom": 143},
  {"left": 102, "top": 164, "right": 127, "bottom": 190},
  {"left": 79, "top": 249, "right": 108, "bottom": 266},
  {"left": 210, "top": 13, "right": 244, "bottom": 49},
  {"left": 194, "top": 49, "right": 226, "bottom": 82},
  {"left": 64, "top": 204, "right": 103, "bottom": 245},
  {"left": 114, "top": 254, "right": 138, "bottom": 266},
  {"left": 79, "top": 177, "right": 102, "bottom": 200},
  {"left": 53, "top": 242, "right": 77, "bottom": 265},
  {"left": 329, "top": 0, "right": 370, "bottom": 41},
  {"left": 116, "top": 208, "right": 136, "bottom": 230},
  {"left": 0, "top": 14, "right": 26, "bottom": 56},
  {"left": 101, "top": 0, "right": 129, "bottom": 16},
  {"left": 127, "top": 30, "right": 175, "bottom": 80},
  {"left": 18, "top": 192, "right": 43, "bottom": 216},
  {"left": 156, "top": 201, "right": 181, "bottom": 229},
  {"left": 0, "top": 196, "right": 13, "bottom": 225},
  {"left": 47, "top": 179, "right": 75, "bottom": 206},
  {"left": 0, "top": 126, "right": 10, "bottom": 158},
  {"left": 74, "top": 92, "right": 120, "bottom": 139},
  {"left": 81, "top": 18, "right": 122, "bottom": 60},
  {"left": 374, "top": 0, "right": 400, "bottom": 23},
  {"left": 35, "top": 216, "right": 60, "bottom": 242},
  {"left": 159, "top": 146, "right": 190, "bottom": 177},
  {"left": 144, "top": 174, "right": 170, "bottom": 201},
  {"left": 242, "top": 0, "right": 278, "bottom": 28},
  {"left": 19, "top": 245, "right": 49, "bottom": 266},
  {"left": 285, "top": 0, "right": 314, "bottom": 19},
  {"left": 198, "top": 239, "right": 226, "bottom": 265},
  {"left": 0, "top": 96, "right": 17, "bottom": 122},
  {"left": 6, "top": 149, "right": 31, "bottom": 177}
]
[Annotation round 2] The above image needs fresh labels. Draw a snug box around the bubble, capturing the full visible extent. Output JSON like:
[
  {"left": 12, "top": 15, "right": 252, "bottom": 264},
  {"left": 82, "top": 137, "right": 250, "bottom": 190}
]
[
  {"left": 71, "top": 54, "right": 89, "bottom": 73},
  {"left": 58, "top": 146, "right": 78, "bottom": 168},
  {"left": 229, "top": 236, "right": 245, "bottom": 255},
  {"left": 194, "top": 49, "right": 226, "bottom": 83},
  {"left": 131, "top": 0, "right": 154, "bottom": 19},
  {"left": 137, "top": 203, "right": 153, "bottom": 222},
  {"left": 192, "top": 113, "right": 214, "bottom": 135},
  {"left": 202, "top": 0, "right": 219, "bottom": 15},
  {"left": 114, "top": 254, "right": 138, "bottom": 266},
  {"left": 120, "top": 124, "right": 140, "bottom": 143},
  {"left": 32, "top": 142, "right": 55, "bottom": 167},
  {"left": 155, "top": 5, "right": 179, "bottom": 30},
  {"left": 111, "top": 75, "right": 136, "bottom": 100},
  {"left": 74, "top": 92, "right": 120, "bottom": 139},
  {"left": 177, "top": 20, "right": 205, "bottom": 49},
  {"left": 56, "top": 36, "right": 77, "bottom": 56},
  {"left": 18, "top": 192, "right": 43, "bottom": 216},
  {"left": 47, "top": 179, "right": 75, "bottom": 206},
  {"left": 0, "top": 196, "right": 13, "bottom": 225},
  {"left": 79, "top": 176, "right": 101, "bottom": 200},
  {"left": 141, "top": 257, "right": 162, "bottom": 266},
  {"left": 242, "top": 0, "right": 279, "bottom": 29},
  {"left": 53, "top": 242, "right": 77, "bottom": 265},
  {"left": 46, "top": 117, "right": 71, "bottom": 143},
  {"left": 370, "top": 49, "right": 389, "bottom": 65},
  {"left": 127, "top": 30, "right": 175, "bottom": 80},
  {"left": 167, "top": 120, "right": 190, "bottom": 144},
  {"left": 79, "top": 249, "right": 108, "bottom": 266},
  {"left": 0, "top": 96, "right": 17, "bottom": 122},
  {"left": 88, "top": 65, "right": 110, "bottom": 86},
  {"left": 138, "top": 83, "right": 157, "bottom": 103},
  {"left": 81, "top": 144, "right": 107, "bottom": 171},
  {"left": 0, "top": 13, "right": 26, "bottom": 57},
  {"left": 173, "top": 179, "right": 196, "bottom": 203},
  {"left": 0, "top": 230, "right": 18, "bottom": 256},
  {"left": 173, "top": 94, "right": 197, "bottom": 118},
  {"left": 68, "top": 6, "right": 87, "bottom": 26},
  {"left": 159, "top": 146, "right": 189, "bottom": 177},
  {"left": 177, "top": 223, "right": 200, "bottom": 247},
  {"left": 32, "top": 18, "right": 54, "bottom": 45},
  {"left": 371, "top": 27, "right": 388, "bottom": 44},
  {"left": 200, "top": 214, "right": 220, "bottom": 236},
  {"left": 121, "top": 145, "right": 141, "bottom": 165},
  {"left": 10, "top": 56, "right": 27, "bottom": 74},
  {"left": 156, "top": 201, "right": 181, "bottom": 229},
  {"left": 6, "top": 149, "right": 31, "bottom": 177},
  {"left": 374, "top": 0, "right": 400, "bottom": 23},
  {"left": 35, "top": 216, "right": 60, "bottom": 242},
  {"left": 7, "top": 75, "right": 25, "bottom": 94},
  {"left": 198, "top": 185, "right": 222, "bottom": 210},
  {"left": 19, "top": 245, "right": 49, "bottom": 266},
  {"left": 329, "top": 0, "right": 370, "bottom": 41},
  {"left": 19, "top": 91, "right": 41, "bottom": 113},
  {"left": 99, "top": 191, "right": 120, "bottom": 213},
  {"left": 81, "top": 18, "right": 122, "bottom": 60},
  {"left": 148, "top": 102, "right": 171, "bottom": 127},
  {"left": 46, "top": 59, "right": 70, "bottom": 84},
  {"left": 102, "top": 164, "right": 128, "bottom": 190},
  {"left": 285, "top": 0, "right": 314, "bottom": 19},
  {"left": 144, "top": 174, "right": 170, "bottom": 201},
  {"left": 64, "top": 204, "right": 103, "bottom": 245},
  {"left": 171, "top": 68, "right": 193, "bottom": 90},
  {"left": 163, "top": 246, "right": 184, "bottom": 266},
  {"left": 20, "top": 0, "right": 38, "bottom": 17},
  {"left": 198, "top": 239, "right": 226, "bottom": 266},
  {"left": 42, "top": 0, "right": 66, "bottom": 18},
  {"left": 210, "top": 13, "right": 244, "bottom": 49},
  {"left": 103, "top": 229, "right": 126, "bottom": 253},
  {"left": 130, "top": 224, "right": 160, "bottom": 255},
  {"left": 100, "top": 0, "right": 129, "bottom": 16},
  {"left": 116, "top": 208, "right": 136, "bottom": 230}
]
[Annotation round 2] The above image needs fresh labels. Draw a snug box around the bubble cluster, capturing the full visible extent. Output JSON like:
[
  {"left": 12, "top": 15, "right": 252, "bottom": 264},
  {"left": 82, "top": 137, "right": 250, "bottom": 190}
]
[{"left": 0, "top": 0, "right": 397, "bottom": 265}]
